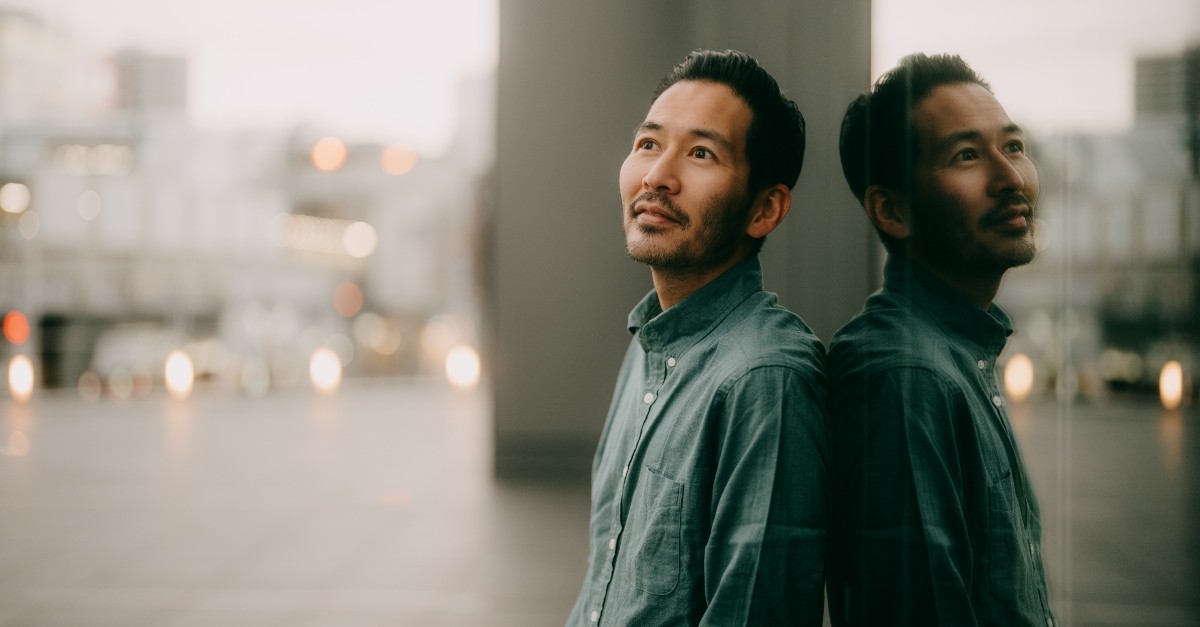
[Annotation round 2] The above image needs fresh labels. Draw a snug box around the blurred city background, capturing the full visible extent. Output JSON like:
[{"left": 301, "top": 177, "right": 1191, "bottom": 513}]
[{"left": 0, "top": 0, "right": 1198, "bottom": 625}]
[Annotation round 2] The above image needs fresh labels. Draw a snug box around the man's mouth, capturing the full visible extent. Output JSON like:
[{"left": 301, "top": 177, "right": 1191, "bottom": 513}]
[
  {"left": 630, "top": 194, "right": 686, "bottom": 227},
  {"left": 984, "top": 198, "right": 1033, "bottom": 230}
]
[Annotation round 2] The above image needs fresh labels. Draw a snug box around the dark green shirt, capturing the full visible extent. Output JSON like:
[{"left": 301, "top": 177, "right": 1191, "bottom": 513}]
[
  {"left": 567, "top": 255, "right": 829, "bottom": 626},
  {"left": 826, "top": 255, "right": 1055, "bottom": 627}
]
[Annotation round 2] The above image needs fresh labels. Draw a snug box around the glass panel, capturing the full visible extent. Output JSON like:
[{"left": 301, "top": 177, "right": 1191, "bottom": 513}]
[{"left": 875, "top": 1, "right": 1199, "bottom": 623}]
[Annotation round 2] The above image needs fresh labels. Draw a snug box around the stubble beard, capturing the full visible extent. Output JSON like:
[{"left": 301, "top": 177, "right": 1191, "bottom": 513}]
[
  {"left": 911, "top": 192, "right": 1038, "bottom": 278},
  {"left": 624, "top": 191, "right": 751, "bottom": 272}
]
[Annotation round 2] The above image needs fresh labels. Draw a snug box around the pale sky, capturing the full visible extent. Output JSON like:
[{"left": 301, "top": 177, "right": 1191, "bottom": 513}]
[
  {"left": 4, "top": 0, "right": 498, "bottom": 150},
  {"left": 6, "top": 1, "right": 1197, "bottom": 144},
  {"left": 874, "top": 0, "right": 1200, "bottom": 134}
]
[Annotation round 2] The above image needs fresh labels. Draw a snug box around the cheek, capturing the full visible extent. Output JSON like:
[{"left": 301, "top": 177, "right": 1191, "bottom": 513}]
[
  {"left": 1021, "top": 162, "right": 1040, "bottom": 200},
  {"left": 618, "top": 157, "right": 643, "bottom": 200}
]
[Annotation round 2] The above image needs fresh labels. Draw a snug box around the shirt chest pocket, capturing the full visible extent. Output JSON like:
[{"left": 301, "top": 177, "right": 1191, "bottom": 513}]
[
  {"left": 629, "top": 466, "right": 684, "bottom": 596},
  {"left": 986, "top": 469, "right": 1034, "bottom": 602}
]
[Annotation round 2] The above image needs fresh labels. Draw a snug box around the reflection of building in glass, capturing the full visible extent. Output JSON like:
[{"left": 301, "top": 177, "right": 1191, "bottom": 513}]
[
  {"left": 1005, "top": 45, "right": 1200, "bottom": 401},
  {"left": 0, "top": 13, "right": 492, "bottom": 398}
]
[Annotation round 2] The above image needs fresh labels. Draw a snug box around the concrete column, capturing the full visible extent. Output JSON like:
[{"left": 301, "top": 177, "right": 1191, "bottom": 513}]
[{"left": 491, "top": 0, "right": 873, "bottom": 477}]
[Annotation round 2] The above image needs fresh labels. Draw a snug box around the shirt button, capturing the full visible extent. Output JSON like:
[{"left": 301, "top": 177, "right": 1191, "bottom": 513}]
[
  {"left": 1030, "top": 542, "right": 1037, "bottom": 556},
  {"left": 590, "top": 610, "right": 599, "bottom": 623},
  {"left": 1046, "top": 618, "right": 1053, "bottom": 627},
  {"left": 621, "top": 465, "right": 628, "bottom": 478},
  {"left": 667, "top": 357, "right": 676, "bottom": 367},
  {"left": 643, "top": 392, "right": 655, "bottom": 404},
  {"left": 977, "top": 359, "right": 987, "bottom": 370},
  {"left": 992, "top": 395, "right": 1003, "bottom": 407},
  {"left": 608, "top": 537, "right": 617, "bottom": 550}
]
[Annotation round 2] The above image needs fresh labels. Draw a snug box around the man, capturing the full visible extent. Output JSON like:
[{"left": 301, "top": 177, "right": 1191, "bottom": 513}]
[
  {"left": 827, "top": 53, "right": 1056, "bottom": 626},
  {"left": 566, "top": 49, "right": 828, "bottom": 626}
]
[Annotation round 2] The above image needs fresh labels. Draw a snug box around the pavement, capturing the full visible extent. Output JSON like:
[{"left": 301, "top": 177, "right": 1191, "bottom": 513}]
[{"left": 0, "top": 380, "right": 1196, "bottom": 626}]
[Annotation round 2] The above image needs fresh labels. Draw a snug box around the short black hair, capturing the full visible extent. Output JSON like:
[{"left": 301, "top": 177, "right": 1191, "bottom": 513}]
[
  {"left": 654, "top": 49, "right": 806, "bottom": 195},
  {"left": 839, "top": 53, "right": 990, "bottom": 205}
]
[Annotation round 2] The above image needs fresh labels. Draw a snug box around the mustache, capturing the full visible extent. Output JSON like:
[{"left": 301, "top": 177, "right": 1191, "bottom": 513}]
[
  {"left": 629, "top": 192, "right": 689, "bottom": 226},
  {"left": 981, "top": 192, "right": 1035, "bottom": 226}
]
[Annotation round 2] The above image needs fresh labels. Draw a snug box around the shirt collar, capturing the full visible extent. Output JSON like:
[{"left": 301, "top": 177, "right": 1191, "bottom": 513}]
[
  {"left": 627, "top": 255, "right": 763, "bottom": 355},
  {"left": 882, "top": 254, "right": 1014, "bottom": 351}
]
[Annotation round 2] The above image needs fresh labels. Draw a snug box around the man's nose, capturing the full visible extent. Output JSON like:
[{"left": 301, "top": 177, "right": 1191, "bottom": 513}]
[{"left": 642, "top": 155, "right": 680, "bottom": 194}]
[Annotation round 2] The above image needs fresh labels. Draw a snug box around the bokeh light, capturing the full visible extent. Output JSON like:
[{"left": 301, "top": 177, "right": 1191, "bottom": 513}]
[
  {"left": 1004, "top": 353, "right": 1035, "bottom": 402},
  {"left": 342, "top": 221, "right": 377, "bottom": 258},
  {"left": 8, "top": 355, "right": 34, "bottom": 403},
  {"left": 310, "top": 347, "right": 342, "bottom": 394},
  {"left": 77, "top": 370, "right": 103, "bottom": 402},
  {"left": 165, "top": 350, "right": 195, "bottom": 400},
  {"left": 353, "top": 312, "right": 386, "bottom": 349},
  {"left": 0, "top": 182, "right": 31, "bottom": 214},
  {"left": 311, "top": 136, "right": 348, "bottom": 172},
  {"left": 381, "top": 144, "right": 417, "bottom": 176},
  {"left": 77, "top": 190, "right": 102, "bottom": 221},
  {"left": 445, "top": 344, "right": 481, "bottom": 390},
  {"left": 420, "top": 314, "right": 473, "bottom": 374},
  {"left": 333, "top": 281, "right": 364, "bottom": 317},
  {"left": 1160, "top": 360, "right": 1184, "bottom": 410},
  {"left": 3, "top": 310, "right": 30, "bottom": 345}
]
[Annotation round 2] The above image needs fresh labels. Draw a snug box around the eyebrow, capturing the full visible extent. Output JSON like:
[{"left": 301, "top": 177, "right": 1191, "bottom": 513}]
[
  {"left": 932, "top": 123, "right": 1025, "bottom": 155},
  {"left": 635, "top": 121, "right": 737, "bottom": 155}
]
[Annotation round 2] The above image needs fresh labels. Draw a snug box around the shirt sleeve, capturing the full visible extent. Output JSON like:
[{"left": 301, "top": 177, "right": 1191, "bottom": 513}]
[
  {"left": 701, "top": 364, "right": 830, "bottom": 627},
  {"left": 830, "top": 366, "right": 979, "bottom": 627}
]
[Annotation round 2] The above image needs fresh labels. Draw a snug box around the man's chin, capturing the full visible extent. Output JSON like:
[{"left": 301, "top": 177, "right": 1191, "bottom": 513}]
[{"left": 626, "top": 239, "right": 669, "bottom": 266}]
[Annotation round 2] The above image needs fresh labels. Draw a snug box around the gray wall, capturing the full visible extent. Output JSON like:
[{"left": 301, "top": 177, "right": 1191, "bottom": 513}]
[{"left": 491, "top": 0, "right": 875, "bottom": 477}]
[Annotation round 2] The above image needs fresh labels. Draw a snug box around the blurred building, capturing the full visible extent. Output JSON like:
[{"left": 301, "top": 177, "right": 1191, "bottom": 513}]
[
  {"left": 0, "top": 13, "right": 492, "bottom": 397},
  {"left": 114, "top": 49, "right": 188, "bottom": 114}
]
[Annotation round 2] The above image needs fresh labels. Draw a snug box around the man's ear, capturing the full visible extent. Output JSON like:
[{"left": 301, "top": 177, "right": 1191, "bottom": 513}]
[
  {"left": 863, "top": 185, "right": 911, "bottom": 240},
  {"left": 745, "top": 184, "right": 791, "bottom": 239}
]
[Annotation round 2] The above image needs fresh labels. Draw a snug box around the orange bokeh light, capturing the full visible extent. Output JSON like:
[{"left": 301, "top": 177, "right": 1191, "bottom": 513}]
[
  {"left": 381, "top": 145, "right": 417, "bottom": 176},
  {"left": 333, "top": 281, "right": 364, "bottom": 318},
  {"left": 311, "top": 136, "right": 348, "bottom": 172},
  {"left": 3, "top": 310, "right": 29, "bottom": 345}
]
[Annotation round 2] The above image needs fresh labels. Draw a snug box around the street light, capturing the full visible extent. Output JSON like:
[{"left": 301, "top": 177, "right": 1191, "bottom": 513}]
[
  {"left": 445, "top": 344, "right": 481, "bottom": 390},
  {"left": 1004, "top": 353, "right": 1035, "bottom": 402},
  {"left": 1160, "top": 360, "right": 1184, "bottom": 410},
  {"left": 165, "top": 350, "right": 195, "bottom": 400},
  {"left": 310, "top": 347, "right": 342, "bottom": 394},
  {"left": 8, "top": 355, "right": 33, "bottom": 403}
]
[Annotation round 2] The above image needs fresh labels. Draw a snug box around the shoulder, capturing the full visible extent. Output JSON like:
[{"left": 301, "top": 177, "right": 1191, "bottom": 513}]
[
  {"left": 828, "top": 291, "right": 945, "bottom": 380},
  {"left": 713, "top": 291, "right": 825, "bottom": 378}
]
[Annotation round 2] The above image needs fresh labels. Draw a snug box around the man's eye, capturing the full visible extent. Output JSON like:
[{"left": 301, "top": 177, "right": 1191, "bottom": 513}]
[
  {"left": 636, "top": 139, "right": 657, "bottom": 150},
  {"left": 1005, "top": 141, "right": 1025, "bottom": 154},
  {"left": 693, "top": 147, "right": 712, "bottom": 159},
  {"left": 952, "top": 148, "right": 978, "bottom": 162}
]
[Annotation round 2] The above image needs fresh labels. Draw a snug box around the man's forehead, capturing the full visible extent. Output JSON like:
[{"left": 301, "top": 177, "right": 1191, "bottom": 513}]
[
  {"left": 642, "top": 81, "right": 750, "bottom": 136},
  {"left": 914, "top": 83, "right": 1018, "bottom": 145}
]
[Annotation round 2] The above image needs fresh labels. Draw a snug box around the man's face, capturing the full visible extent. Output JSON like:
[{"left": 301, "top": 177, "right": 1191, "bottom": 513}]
[
  {"left": 620, "top": 80, "right": 755, "bottom": 270},
  {"left": 906, "top": 82, "right": 1039, "bottom": 276}
]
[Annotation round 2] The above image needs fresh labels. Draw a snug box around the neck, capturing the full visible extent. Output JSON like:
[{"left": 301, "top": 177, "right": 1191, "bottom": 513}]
[
  {"left": 651, "top": 251, "right": 750, "bottom": 311},
  {"left": 908, "top": 255, "right": 1003, "bottom": 309}
]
